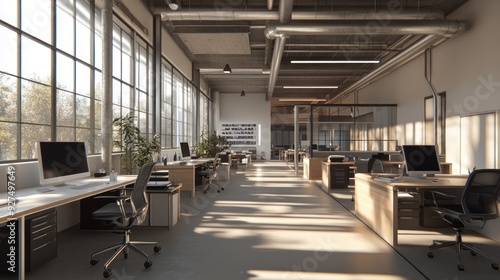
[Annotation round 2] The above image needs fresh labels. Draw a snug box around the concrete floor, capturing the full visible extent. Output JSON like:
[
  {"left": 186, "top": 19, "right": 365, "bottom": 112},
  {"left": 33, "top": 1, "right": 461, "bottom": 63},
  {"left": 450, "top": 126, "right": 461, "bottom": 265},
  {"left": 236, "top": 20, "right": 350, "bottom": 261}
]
[{"left": 14, "top": 161, "right": 500, "bottom": 280}]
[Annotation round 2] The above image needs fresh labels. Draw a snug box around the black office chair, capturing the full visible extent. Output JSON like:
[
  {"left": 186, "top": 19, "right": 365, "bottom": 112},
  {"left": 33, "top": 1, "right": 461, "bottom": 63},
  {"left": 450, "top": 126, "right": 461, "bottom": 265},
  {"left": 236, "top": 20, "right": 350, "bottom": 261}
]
[
  {"left": 89, "top": 162, "right": 161, "bottom": 278},
  {"left": 199, "top": 153, "right": 223, "bottom": 194},
  {"left": 427, "top": 169, "right": 500, "bottom": 271}
]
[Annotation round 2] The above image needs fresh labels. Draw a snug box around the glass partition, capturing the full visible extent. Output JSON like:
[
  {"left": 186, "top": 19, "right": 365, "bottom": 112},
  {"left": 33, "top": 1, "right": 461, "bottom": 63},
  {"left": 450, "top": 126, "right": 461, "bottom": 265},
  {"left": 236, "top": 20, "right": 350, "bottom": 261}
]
[{"left": 271, "top": 104, "right": 398, "bottom": 158}]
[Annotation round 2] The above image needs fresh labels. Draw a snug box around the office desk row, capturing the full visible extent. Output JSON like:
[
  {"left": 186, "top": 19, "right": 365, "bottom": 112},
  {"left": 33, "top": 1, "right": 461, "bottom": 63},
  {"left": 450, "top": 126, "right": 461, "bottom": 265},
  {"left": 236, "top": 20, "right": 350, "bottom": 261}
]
[
  {"left": 0, "top": 176, "right": 136, "bottom": 279},
  {"left": 354, "top": 173, "right": 468, "bottom": 246}
]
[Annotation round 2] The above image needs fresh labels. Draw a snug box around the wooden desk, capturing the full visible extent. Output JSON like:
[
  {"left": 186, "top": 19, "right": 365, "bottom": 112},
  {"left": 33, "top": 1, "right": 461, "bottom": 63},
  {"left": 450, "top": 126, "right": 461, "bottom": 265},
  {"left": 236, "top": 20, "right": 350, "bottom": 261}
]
[
  {"left": 154, "top": 158, "right": 213, "bottom": 198},
  {"left": 303, "top": 157, "right": 328, "bottom": 180},
  {"left": 354, "top": 173, "right": 467, "bottom": 246},
  {"left": 0, "top": 176, "right": 136, "bottom": 279}
]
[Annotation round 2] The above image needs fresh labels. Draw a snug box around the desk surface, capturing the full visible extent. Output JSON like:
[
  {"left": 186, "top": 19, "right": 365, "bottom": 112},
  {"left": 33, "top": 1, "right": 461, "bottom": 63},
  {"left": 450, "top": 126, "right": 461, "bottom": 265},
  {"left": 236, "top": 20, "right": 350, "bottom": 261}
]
[
  {"left": 0, "top": 175, "right": 136, "bottom": 223},
  {"left": 362, "top": 173, "right": 467, "bottom": 188},
  {"left": 163, "top": 158, "right": 214, "bottom": 167}
]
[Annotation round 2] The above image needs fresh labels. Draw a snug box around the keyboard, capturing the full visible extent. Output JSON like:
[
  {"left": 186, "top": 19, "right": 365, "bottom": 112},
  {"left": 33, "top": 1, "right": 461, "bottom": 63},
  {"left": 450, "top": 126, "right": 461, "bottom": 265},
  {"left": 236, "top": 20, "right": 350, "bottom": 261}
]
[{"left": 70, "top": 182, "right": 106, "bottom": 190}]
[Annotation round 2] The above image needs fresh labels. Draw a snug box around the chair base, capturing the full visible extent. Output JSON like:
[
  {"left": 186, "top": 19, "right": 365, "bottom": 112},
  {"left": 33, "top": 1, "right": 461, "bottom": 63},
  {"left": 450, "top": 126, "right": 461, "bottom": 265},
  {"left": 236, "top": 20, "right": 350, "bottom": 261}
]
[
  {"left": 201, "top": 180, "right": 223, "bottom": 194},
  {"left": 90, "top": 229, "right": 161, "bottom": 278},
  {"left": 427, "top": 229, "right": 499, "bottom": 271}
]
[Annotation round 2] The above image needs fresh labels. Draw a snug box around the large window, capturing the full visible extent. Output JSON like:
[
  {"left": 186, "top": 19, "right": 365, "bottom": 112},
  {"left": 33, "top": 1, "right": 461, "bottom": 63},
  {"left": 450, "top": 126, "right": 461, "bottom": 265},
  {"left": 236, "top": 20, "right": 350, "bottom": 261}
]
[{"left": 0, "top": 0, "right": 205, "bottom": 163}]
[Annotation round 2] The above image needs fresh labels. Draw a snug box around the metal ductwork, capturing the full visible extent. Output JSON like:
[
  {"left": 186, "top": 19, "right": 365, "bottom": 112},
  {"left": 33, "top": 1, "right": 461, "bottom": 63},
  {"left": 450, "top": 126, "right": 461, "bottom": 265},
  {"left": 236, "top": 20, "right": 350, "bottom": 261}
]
[
  {"left": 279, "top": 0, "right": 294, "bottom": 24},
  {"left": 265, "top": 20, "right": 467, "bottom": 99},
  {"left": 265, "top": 20, "right": 467, "bottom": 39},
  {"left": 327, "top": 35, "right": 447, "bottom": 104},
  {"left": 268, "top": 0, "right": 273, "bottom": 11},
  {"left": 156, "top": 9, "right": 445, "bottom": 21},
  {"left": 265, "top": 0, "right": 293, "bottom": 100}
]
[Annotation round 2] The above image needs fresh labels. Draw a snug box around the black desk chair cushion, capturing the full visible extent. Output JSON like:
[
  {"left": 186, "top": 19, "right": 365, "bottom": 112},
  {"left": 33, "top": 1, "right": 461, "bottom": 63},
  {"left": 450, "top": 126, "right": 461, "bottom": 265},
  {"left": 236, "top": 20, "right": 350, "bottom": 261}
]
[{"left": 427, "top": 169, "right": 500, "bottom": 271}]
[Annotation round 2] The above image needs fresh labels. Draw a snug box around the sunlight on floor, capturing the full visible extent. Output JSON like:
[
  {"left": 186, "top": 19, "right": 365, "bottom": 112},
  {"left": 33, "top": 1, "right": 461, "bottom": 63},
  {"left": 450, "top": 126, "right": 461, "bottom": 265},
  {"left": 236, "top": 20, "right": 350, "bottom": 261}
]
[{"left": 247, "top": 270, "right": 409, "bottom": 280}]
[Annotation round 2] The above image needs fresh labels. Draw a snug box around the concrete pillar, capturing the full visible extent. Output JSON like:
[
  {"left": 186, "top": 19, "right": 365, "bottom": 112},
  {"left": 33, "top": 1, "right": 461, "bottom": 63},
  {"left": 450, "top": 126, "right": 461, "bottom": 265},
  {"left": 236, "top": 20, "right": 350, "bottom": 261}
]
[{"left": 101, "top": 0, "right": 113, "bottom": 172}]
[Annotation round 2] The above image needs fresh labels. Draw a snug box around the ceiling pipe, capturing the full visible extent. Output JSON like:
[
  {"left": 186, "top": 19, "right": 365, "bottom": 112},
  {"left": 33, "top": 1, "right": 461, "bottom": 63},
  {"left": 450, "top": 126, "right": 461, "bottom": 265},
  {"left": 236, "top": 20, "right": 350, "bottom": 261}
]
[
  {"left": 327, "top": 35, "right": 447, "bottom": 104},
  {"left": 156, "top": 8, "right": 444, "bottom": 21},
  {"left": 264, "top": 37, "right": 272, "bottom": 66},
  {"left": 267, "top": 36, "right": 287, "bottom": 101},
  {"left": 265, "top": 20, "right": 467, "bottom": 39},
  {"left": 266, "top": 0, "right": 293, "bottom": 100},
  {"left": 278, "top": 0, "right": 294, "bottom": 24},
  {"left": 265, "top": 20, "right": 467, "bottom": 100}
]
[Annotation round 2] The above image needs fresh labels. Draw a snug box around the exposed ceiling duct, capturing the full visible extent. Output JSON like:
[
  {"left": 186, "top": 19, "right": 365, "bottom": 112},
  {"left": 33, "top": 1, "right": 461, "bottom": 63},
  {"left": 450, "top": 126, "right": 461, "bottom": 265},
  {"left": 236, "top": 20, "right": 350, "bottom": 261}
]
[
  {"left": 264, "top": 20, "right": 467, "bottom": 100},
  {"left": 149, "top": 0, "right": 469, "bottom": 108},
  {"left": 328, "top": 35, "right": 446, "bottom": 104},
  {"left": 267, "top": 0, "right": 273, "bottom": 11},
  {"left": 264, "top": 21, "right": 467, "bottom": 39},
  {"left": 155, "top": 9, "right": 445, "bottom": 21}
]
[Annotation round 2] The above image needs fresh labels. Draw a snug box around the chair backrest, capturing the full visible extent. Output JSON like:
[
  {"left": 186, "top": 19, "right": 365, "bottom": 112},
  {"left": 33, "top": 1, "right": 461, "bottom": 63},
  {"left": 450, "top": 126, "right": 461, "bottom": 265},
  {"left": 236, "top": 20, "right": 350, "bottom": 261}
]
[
  {"left": 130, "top": 162, "right": 156, "bottom": 222},
  {"left": 354, "top": 158, "right": 369, "bottom": 173},
  {"left": 462, "top": 169, "right": 500, "bottom": 220},
  {"left": 355, "top": 158, "right": 384, "bottom": 173},
  {"left": 368, "top": 158, "right": 384, "bottom": 173}
]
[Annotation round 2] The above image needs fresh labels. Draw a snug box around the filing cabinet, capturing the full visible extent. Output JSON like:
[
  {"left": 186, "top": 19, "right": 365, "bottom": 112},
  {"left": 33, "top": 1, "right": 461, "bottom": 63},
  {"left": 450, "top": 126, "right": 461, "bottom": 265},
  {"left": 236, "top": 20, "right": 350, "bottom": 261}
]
[{"left": 397, "top": 192, "right": 420, "bottom": 229}]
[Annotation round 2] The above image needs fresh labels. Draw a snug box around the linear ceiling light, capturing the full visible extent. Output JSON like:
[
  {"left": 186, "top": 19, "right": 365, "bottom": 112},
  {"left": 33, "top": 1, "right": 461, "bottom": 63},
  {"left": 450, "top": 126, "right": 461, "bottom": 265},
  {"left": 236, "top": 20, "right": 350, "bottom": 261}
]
[
  {"left": 278, "top": 98, "right": 327, "bottom": 102},
  {"left": 283, "top": 86, "right": 338, "bottom": 89},
  {"left": 223, "top": 64, "right": 232, "bottom": 74},
  {"left": 291, "top": 60, "right": 380, "bottom": 64}
]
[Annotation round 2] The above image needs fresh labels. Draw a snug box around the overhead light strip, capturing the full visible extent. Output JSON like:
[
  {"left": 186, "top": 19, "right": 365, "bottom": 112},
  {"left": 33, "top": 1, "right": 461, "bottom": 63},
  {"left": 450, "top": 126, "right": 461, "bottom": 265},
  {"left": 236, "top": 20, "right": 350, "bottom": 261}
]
[
  {"left": 283, "top": 86, "right": 338, "bottom": 89},
  {"left": 291, "top": 60, "right": 380, "bottom": 64}
]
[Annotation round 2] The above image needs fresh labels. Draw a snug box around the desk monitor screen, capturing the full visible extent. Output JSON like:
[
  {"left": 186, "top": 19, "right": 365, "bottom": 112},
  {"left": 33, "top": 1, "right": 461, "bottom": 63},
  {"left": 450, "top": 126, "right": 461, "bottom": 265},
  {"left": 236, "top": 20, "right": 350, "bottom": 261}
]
[
  {"left": 180, "top": 142, "right": 191, "bottom": 159},
  {"left": 401, "top": 145, "right": 441, "bottom": 177},
  {"left": 36, "top": 141, "right": 90, "bottom": 185}
]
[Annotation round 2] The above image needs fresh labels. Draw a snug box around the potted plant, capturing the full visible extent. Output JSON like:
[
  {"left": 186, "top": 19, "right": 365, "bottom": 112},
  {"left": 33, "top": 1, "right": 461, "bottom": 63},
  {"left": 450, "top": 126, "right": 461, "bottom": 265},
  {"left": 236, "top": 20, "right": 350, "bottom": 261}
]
[
  {"left": 192, "top": 131, "right": 231, "bottom": 158},
  {"left": 113, "top": 113, "right": 161, "bottom": 174}
]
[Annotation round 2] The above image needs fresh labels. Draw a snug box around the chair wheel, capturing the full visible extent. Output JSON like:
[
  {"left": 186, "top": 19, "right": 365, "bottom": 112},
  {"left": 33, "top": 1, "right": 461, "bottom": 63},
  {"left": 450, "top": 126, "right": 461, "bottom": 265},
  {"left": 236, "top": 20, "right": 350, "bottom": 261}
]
[
  {"left": 217, "top": 190, "right": 220, "bottom": 193},
  {"left": 203, "top": 190, "right": 207, "bottom": 194},
  {"left": 124, "top": 252, "right": 128, "bottom": 259},
  {"left": 470, "top": 250, "right": 477, "bottom": 256},
  {"left": 144, "top": 260, "right": 153, "bottom": 268},
  {"left": 427, "top": 252, "right": 434, "bottom": 258},
  {"left": 492, "top": 263, "right": 499, "bottom": 270},
  {"left": 221, "top": 187, "right": 224, "bottom": 190},
  {"left": 154, "top": 245, "right": 161, "bottom": 253},
  {"left": 103, "top": 269, "right": 112, "bottom": 278},
  {"left": 90, "top": 258, "right": 99, "bottom": 265},
  {"left": 457, "top": 264, "right": 465, "bottom": 271}
]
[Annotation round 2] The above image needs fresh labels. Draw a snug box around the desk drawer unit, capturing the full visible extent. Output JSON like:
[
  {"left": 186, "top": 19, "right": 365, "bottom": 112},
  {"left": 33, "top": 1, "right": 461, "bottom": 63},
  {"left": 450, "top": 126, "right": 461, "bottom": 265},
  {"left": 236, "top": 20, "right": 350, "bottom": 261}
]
[
  {"left": 26, "top": 208, "right": 58, "bottom": 271},
  {"left": 398, "top": 194, "right": 420, "bottom": 230}
]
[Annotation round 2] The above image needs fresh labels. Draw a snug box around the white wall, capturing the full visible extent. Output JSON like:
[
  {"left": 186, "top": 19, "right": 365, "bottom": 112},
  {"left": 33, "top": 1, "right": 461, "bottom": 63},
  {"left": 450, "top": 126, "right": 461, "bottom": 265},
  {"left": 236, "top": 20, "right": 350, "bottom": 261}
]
[
  {"left": 353, "top": 0, "right": 500, "bottom": 242},
  {"left": 218, "top": 93, "right": 271, "bottom": 159}
]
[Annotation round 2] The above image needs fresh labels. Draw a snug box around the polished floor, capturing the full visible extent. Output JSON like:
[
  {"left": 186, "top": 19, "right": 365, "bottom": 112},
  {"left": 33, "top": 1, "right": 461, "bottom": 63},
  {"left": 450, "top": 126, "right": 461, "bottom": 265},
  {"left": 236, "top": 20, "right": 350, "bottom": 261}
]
[{"left": 19, "top": 161, "right": 500, "bottom": 279}]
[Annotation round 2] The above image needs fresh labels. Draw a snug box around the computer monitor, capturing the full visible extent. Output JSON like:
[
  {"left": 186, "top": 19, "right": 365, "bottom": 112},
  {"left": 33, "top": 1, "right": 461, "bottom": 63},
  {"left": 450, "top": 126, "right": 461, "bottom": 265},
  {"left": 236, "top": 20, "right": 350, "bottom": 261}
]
[
  {"left": 401, "top": 145, "right": 441, "bottom": 178},
  {"left": 36, "top": 141, "right": 91, "bottom": 185},
  {"left": 180, "top": 142, "right": 191, "bottom": 159}
]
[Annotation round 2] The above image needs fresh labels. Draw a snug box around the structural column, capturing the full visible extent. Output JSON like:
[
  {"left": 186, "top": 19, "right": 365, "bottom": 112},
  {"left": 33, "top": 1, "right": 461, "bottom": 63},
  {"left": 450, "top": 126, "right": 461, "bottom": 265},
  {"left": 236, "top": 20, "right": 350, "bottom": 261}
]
[{"left": 101, "top": 0, "right": 113, "bottom": 172}]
